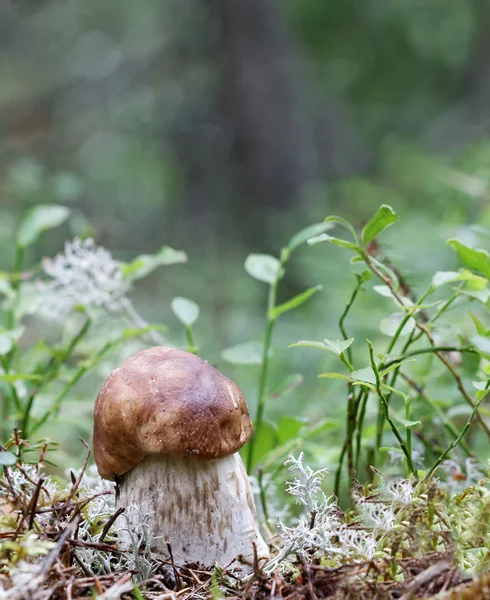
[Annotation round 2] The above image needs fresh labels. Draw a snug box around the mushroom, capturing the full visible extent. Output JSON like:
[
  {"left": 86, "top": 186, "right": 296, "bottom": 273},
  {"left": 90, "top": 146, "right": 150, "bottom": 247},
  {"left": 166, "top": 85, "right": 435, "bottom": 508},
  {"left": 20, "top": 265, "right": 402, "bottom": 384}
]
[{"left": 93, "top": 346, "right": 269, "bottom": 567}]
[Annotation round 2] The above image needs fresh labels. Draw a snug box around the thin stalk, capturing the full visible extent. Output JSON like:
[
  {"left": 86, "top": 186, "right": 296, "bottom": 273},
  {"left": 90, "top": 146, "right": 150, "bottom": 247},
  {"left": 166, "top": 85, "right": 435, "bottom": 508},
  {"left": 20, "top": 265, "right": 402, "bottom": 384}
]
[
  {"left": 386, "top": 286, "right": 434, "bottom": 356},
  {"left": 432, "top": 288, "right": 462, "bottom": 323},
  {"left": 373, "top": 287, "right": 432, "bottom": 461},
  {"left": 246, "top": 292, "right": 277, "bottom": 472},
  {"left": 368, "top": 340, "right": 415, "bottom": 475},
  {"left": 399, "top": 371, "right": 474, "bottom": 458},
  {"left": 19, "top": 317, "right": 91, "bottom": 436},
  {"left": 246, "top": 251, "right": 287, "bottom": 472},
  {"left": 121, "top": 298, "right": 166, "bottom": 346},
  {"left": 405, "top": 396, "right": 412, "bottom": 459},
  {"left": 382, "top": 346, "right": 476, "bottom": 371},
  {"left": 184, "top": 325, "right": 197, "bottom": 354},
  {"left": 257, "top": 468, "right": 269, "bottom": 523},
  {"left": 334, "top": 440, "right": 348, "bottom": 499},
  {"left": 424, "top": 392, "right": 487, "bottom": 481},
  {"left": 334, "top": 388, "right": 362, "bottom": 498},
  {"left": 0, "top": 355, "right": 22, "bottom": 439},
  {"left": 365, "top": 254, "right": 490, "bottom": 442},
  {"left": 30, "top": 339, "right": 119, "bottom": 435},
  {"left": 334, "top": 277, "right": 366, "bottom": 494},
  {"left": 354, "top": 390, "right": 369, "bottom": 472},
  {"left": 7, "top": 245, "right": 24, "bottom": 331},
  {"left": 338, "top": 280, "right": 362, "bottom": 365}
]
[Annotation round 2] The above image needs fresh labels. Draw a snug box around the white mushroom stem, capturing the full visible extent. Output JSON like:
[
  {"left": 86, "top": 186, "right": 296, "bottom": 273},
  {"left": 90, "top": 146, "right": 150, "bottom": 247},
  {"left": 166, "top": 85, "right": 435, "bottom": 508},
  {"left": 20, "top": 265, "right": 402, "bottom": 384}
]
[{"left": 116, "top": 453, "right": 270, "bottom": 567}]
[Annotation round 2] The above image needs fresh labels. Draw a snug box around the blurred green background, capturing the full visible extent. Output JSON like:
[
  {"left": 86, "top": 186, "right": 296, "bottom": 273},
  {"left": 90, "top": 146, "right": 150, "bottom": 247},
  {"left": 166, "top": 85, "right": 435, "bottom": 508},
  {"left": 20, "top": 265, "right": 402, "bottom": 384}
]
[{"left": 1, "top": 0, "right": 490, "bottom": 473}]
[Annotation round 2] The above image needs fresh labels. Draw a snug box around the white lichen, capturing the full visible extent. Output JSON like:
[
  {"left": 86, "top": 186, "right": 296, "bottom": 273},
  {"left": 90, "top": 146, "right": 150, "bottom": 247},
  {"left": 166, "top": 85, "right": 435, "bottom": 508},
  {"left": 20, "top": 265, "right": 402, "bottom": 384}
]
[{"left": 38, "top": 238, "right": 130, "bottom": 318}]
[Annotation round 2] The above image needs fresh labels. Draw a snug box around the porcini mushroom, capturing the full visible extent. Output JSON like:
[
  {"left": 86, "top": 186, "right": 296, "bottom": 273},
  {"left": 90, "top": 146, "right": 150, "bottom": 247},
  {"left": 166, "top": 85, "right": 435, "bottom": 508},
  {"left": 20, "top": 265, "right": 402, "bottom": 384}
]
[{"left": 93, "top": 346, "right": 269, "bottom": 567}]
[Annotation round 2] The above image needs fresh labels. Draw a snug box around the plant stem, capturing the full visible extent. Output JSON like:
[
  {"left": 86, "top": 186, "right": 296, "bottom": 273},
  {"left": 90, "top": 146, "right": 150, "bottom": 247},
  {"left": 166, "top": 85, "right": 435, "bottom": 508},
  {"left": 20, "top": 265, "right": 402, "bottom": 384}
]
[
  {"left": 20, "top": 317, "right": 91, "bottom": 436},
  {"left": 246, "top": 251, "right": 287, "bottom": 472},
  {"left": 334, "top": 277, "right": 366, "bottom": 495},
  {"left": 31, "top": 339, "right": 120, "bottom": 435},
  {"left": 382, "top": 346, "right": 476, "bottom": 370},
  {"left": 368, "top": 340, "right": 415, "bottom": 475},
  {"left": 184, "top": 325, "right": 197, "bottom": 354},
  {"left": 121, "top": 298, "right": 166, "bottom": 346},
  {"left": 364, "top": 254, "right": 490, "bottom": 442},
  {"left": 354, "top": 390, "right": 369, "bottom": 472},
  {"left": 399, "top": 371, "right": 474, "bottom": 458},
  {"left": 0, "top": 355, "right": 22, "bottom": 440},
  {"left": 339, "top": 280, "right": 362, "bottom": 365},
  {"left": 7, "top": 244, "right": 24, "bottom": 331},
  {"left": 334, "top": 440, "right": 348, "bottom": 499},
  {"left": 424, "top": 392, "right": 487, "bottom": 481},
  {"left": 405, "top": 396, "right": 412, "bottom": 459},
  {"left": 246, "top": 296, "right": 276, "bottom": 472},
  {"left": 257, "top": 468, "right": 269, "bottom": 523},
  {"left": 373, "top": 287, "right": 433, "bottom": 461}
]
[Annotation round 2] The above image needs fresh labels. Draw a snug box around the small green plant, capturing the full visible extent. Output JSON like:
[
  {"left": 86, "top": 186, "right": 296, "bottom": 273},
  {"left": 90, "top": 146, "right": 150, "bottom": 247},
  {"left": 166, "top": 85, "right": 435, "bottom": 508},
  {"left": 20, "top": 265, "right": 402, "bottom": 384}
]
[
  {"left": 229, "top": 205, "right": 489, "bottom": 504},
  {"left": 2, "top": 202, "right": 490, "bottom": 597},
  {"left": 0, "top": 204, "right": 186, "bottom": 442}
]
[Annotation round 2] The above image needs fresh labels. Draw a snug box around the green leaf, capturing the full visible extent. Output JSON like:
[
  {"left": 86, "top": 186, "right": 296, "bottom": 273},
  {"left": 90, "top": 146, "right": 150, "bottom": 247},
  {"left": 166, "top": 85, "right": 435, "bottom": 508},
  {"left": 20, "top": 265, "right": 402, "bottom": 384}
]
[
  {"left": 0, "top": 277, "right": 13, "bottom": 299},
  {"left": 0, "top": 328, "right": 25, "bottom": 355},
  {"left": 432, "top": 271, "right": 462, "bottom": 287},
  {"left": 0, "top": 451, "right": 17, "bottom": 466},
  {"left": 372, "top": 285, "right": 393, "bottom": 298},
  {"left": 361, "top": 205, "right": 398, "bottom": 246},
  {"left": 308, "top": 233, "right": 360, "bottom": 253},
  {"left": 356, "top": 270, "right": 372, "bottom": 284},
  {"left": 471, "top": 335, "right": 490, "bottom": 357},
  {"left": 121, "top": 246, "right": 187, "bottom": 281},
  {"left": 324, "top": 215, "right": 359, "bottom": 244},
  {"left": 249, "top": 422, "right": 277, "bottom": 469},
  {"left": 318, "top": 372, "right": 352, "bottom": 381},
  {"left": 269, "top": 285, "right": 322, "bottom": 320},
  {"left": 463, "top": 288, "right": 490, "bottom": 303},
  {"left": 17, "top": 204, "right": 70, "bottom": 248},
  {"left": 122, "top": 325, "right": 167, "bottom": 340},
  {"left": 379, "top": 312, "right": 416, "bottom": 337},
  {"left": 323, "top": 338, "right": 354, "bottom": 356},
  {"left": 394, "top": 416, "right": 420, "bottom": 429},
  {"left": 447, "top": 239, "right": 490, "bottom": 279},
  {"left": 244, "top": 254, "right": 281, "bottom": 284},
  {"left": 0, "top": 373, "right": 42, "bottom": 382},
  {"left": 432, "top": 269, "right": 488, "bottom": 289},
  {"left": 379, "top": 359, "right": 416, "bottom": 378},
  {"left": 372, "top": 285, "right": 413, "bottom": 308},
  {"left": 221, "top": 341, "right": 264, "bottom": 365},
  {"left": 469, "top": 312, "right": 489, "bottom": 336},
  {"left": 0, "top": 334, "right": 13, "bottom": 355},
  {"left": 290, "top": 340, "right": 329, "bottom": 351},
  {"left": 277, "top": 416, "right": 308, "bottom": 444},
  {"left": 473, "top": 381, "right": 487, "bottom": 391},
  {"left": 171, "top": 297, "right": 200, "bottom": 326},
  {"left": 303, "top": 418, "right": 340, "bottom": 439},
  {"left": 268, "top": 373, "right": 304, "bottom": 400},
  {"left": 287, "top": 222, "right": 334, "bottom": 252},
  {"left": 476, "top": 389, "right": 489, "bottom": 401},
  {"left": 462, "top": 270, "right": 489, "bottom": 290},
  {"left": 351, "top": 367, "right": 376, "bottom": 385},
  {"left": 290, "top": 338, "right": 354, "bottom": 356}
]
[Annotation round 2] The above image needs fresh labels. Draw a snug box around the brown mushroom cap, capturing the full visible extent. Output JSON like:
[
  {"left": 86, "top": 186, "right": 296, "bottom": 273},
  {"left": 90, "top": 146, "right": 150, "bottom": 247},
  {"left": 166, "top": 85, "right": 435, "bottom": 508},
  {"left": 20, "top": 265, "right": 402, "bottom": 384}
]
[{"left": 93, "top": 346, "right": 253, "bottom": 480}]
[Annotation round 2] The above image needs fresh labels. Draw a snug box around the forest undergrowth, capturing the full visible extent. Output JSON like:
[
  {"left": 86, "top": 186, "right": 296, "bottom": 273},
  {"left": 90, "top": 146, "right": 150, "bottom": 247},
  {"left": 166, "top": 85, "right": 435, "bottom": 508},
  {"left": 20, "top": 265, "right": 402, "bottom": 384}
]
[{"left": 1, "top": 204, "right": 490, "bottom": 599}]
